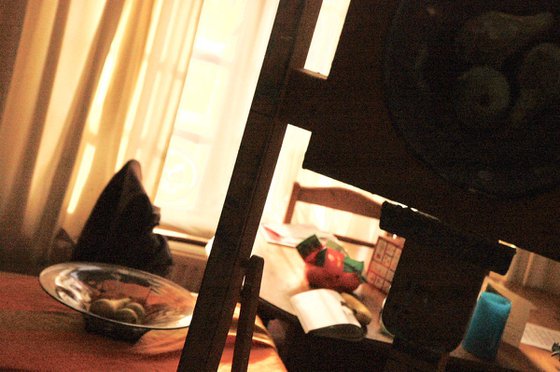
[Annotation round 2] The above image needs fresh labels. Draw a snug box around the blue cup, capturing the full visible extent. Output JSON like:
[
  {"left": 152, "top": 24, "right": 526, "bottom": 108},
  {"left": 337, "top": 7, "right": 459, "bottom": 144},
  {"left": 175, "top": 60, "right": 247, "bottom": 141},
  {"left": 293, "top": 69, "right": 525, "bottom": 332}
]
[{"left": 462, "top": 291, "right": 512, "bottom": 360}]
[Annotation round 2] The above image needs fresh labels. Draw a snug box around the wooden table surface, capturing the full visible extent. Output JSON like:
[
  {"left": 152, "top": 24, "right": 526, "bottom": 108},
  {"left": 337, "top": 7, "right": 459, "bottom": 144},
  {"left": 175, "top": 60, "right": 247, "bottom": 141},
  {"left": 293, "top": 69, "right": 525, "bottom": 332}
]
[
  {"left": 0, "top": 270, "right": 286, "bottom": 371},
  {"left": 252, "top": 230, "right": 560, "bottom": 371}
]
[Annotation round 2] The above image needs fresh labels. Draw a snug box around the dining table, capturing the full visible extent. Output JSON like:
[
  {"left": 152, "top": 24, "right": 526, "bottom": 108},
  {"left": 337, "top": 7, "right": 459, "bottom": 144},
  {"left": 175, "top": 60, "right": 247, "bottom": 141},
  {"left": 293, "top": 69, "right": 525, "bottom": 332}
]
[
  {"left": 252, "top": 228, "right": 560, "bottom": 371},
  {"left": 0, "top": 270, "right": 286, "bottom": 371}
]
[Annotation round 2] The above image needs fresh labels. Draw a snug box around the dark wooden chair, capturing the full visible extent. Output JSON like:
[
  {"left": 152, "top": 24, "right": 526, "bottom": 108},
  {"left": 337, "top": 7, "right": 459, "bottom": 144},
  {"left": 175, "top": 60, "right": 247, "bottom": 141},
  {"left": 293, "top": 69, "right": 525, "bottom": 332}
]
[
  {"left": 283, "top": 182, "right": 383, "bottom": 248},
  {"left": 179, "top": 0, "right": 558, "bottom": 370}
]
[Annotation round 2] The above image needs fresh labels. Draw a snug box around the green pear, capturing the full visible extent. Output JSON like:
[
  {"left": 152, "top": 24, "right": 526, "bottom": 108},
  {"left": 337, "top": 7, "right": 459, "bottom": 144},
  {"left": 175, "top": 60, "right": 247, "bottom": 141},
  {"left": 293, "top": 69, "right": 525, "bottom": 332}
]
[
  {"left": 89, "top": 299, "right": 115, "bottom": 318},
  {"left": 510, "top": 43, "right": 560, "bottom": 127},
  {"left": 89, "top": 297, "right": 131, "bottom": 318},
  {"left": 454, "top": 66, "right": 510, "bottom": 130},
  {"left": 114, "top": 307, "right": 139, "bottom": 324},
  {"left": 125, "top": 302, "right": 146, "bottom": 320},
  {"left": 456, "top": 11, "right": 554, "bottom": 68}
]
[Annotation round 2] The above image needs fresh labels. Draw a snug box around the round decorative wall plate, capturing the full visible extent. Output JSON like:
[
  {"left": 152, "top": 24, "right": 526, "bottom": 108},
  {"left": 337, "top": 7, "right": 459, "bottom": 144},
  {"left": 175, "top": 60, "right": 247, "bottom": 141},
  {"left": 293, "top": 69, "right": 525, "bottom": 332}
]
[
  {"left": 40, "top": 262, "right": 196, "bottom": 341},
  {"left": 384, "top": 0, "right": 560, "bottom": 198}
]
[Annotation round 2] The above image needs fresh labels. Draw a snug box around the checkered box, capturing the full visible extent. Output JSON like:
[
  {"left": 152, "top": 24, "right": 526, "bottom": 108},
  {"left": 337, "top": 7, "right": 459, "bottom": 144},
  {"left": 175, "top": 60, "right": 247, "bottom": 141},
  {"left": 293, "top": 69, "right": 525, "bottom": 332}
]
[{"left": 366, "top": 235, "right": 405, "bottom": 294}]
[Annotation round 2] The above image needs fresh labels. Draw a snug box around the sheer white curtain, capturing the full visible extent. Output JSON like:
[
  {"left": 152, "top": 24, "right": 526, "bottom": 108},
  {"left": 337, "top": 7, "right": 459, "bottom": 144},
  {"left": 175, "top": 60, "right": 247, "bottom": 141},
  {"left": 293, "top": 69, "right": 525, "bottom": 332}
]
[
  {"left": 155, "top": 0, "right": 280, "bottom": 238},
  {"left": 61, "top": 0, "right": 203, "bottom": 239},
  {"left": 0, "top": 0, "right": 120, "bottom": 271},
  {"left": 0, "top": 0, "right": 203, "bottom": 272}
]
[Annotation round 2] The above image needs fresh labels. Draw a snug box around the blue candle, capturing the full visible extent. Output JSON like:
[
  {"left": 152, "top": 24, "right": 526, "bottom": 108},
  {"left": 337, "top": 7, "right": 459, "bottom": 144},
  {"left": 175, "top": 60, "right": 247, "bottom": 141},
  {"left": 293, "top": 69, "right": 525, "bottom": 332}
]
[{"left": 462, "top": 291, "right": 512, "bottom": 360}]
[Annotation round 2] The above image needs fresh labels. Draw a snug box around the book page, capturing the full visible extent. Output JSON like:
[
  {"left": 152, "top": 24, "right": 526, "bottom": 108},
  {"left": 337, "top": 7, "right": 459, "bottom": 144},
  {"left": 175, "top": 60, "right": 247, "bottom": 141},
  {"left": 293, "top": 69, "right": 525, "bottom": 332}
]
[
  {"left": 290, "top": 289, "right": 362, "bottom": 336},
  {"left": 521, "top": 323, "right": 560, "bottom": 350}
]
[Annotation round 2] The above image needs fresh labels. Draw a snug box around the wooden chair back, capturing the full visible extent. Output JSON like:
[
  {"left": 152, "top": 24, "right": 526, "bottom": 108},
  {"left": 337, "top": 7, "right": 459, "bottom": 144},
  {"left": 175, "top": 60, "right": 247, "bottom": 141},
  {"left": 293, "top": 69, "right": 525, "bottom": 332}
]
[{"left": 283, "top": 182, "right": 383, "bottom": 248}]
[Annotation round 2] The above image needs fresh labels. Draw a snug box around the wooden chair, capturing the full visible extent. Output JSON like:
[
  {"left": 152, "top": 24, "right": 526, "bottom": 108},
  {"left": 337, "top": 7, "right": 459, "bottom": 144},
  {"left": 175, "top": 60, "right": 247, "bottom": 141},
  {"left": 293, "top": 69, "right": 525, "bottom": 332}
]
[
  {"left": 259, "top": 181, "right": 384, "bottom": 349},
  {"left": 283, "top": 182, "right": 383, "bottom": 248}
]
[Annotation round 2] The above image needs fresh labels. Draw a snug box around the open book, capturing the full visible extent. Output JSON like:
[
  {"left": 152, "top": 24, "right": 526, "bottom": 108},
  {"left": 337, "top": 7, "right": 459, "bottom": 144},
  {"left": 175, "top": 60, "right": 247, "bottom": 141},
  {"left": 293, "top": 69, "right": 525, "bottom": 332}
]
[{"left": 290, "top": 288, "right": 365, "bottom": 341}]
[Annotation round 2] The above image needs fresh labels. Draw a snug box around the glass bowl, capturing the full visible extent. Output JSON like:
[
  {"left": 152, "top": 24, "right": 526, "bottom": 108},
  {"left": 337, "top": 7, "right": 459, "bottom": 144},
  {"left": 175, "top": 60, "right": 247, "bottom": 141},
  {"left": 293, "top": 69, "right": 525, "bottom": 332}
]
[{"left": 39, "top": 262, "right": 196, "bottom": 342}]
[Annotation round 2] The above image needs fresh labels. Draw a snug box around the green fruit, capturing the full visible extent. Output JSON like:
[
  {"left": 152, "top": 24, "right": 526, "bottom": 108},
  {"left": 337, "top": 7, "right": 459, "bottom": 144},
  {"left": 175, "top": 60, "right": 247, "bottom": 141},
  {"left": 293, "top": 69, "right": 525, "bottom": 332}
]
[
  {"left": 456, "top": 11, "right": 554, "bottom": 68},
  {"left": 89, "top": 299, "right": 115, "bottom": 318},
  {"left": 511, "top": 43, "right": 560, "bottom": 127},
  {"left": 454, "top": 66, "right": 510, "bottom": 130},
  {"left": 114, "top": 307, "right": 139, "bottom": 324},
  {"left": 125, "top": 302, "right": 146, "bottom": 320}
]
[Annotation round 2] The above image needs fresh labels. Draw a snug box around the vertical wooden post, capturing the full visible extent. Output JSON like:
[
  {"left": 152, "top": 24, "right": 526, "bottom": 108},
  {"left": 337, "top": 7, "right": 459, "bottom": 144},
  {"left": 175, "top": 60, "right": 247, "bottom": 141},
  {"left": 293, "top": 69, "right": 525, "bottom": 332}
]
[{"left": 232, "top": 255, "right": 264, "bottom": 372}]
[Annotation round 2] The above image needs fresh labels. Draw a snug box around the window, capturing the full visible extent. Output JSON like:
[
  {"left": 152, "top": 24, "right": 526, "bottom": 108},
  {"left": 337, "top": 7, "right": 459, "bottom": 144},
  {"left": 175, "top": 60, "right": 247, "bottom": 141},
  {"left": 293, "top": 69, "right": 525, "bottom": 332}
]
[
  {"left": 154, "top": 0, "right": 279, "bottom": 237},
  {"left": 155, "top": 0, "right": 351, "bottom": 238}
]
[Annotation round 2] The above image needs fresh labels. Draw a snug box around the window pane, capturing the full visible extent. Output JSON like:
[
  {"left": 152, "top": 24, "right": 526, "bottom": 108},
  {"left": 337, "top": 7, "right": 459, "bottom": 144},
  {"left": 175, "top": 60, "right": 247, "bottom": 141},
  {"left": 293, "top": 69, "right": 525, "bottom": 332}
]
[{"left": 305, "top": 0, "right": 351, "bottom": 76}]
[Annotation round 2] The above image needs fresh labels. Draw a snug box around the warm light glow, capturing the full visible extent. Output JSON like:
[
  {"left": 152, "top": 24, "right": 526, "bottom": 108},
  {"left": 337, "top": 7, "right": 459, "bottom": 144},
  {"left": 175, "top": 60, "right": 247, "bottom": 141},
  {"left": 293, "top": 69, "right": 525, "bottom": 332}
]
[
  {"left": 153, "top": 227, "right": 189, "bottom": 239},
  {"left": 67, "top": 144, "right": 96, "bottom": 214},
  {"left": 155, "top": 143, "right": 200, "bottom": 207},
  {"left": 154, "top": 0, "right": 245, "bottom": 217},
  {"left": 498, "top": 240, "right": 519, "bottom": 249},
  {"left": 116, "top": 0, "right": 164, "bottom": 169},
  {"left": 159, "top": 0, "right": 182, "bottom": 61},
  {"left": 116, "top": 58, "right": 147, "bottom": 169},
  {"left": 144, "top": 0, "right": 163, "bottom": 55},
  {"left": 194, "top": 37, "right": 226, "bottom": 62},
  {"left": 87, "top": 0, "right": 133, "bottom": 136},
  {"left": 305, "top": 0, "right": 351, "bottom": 76}
]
